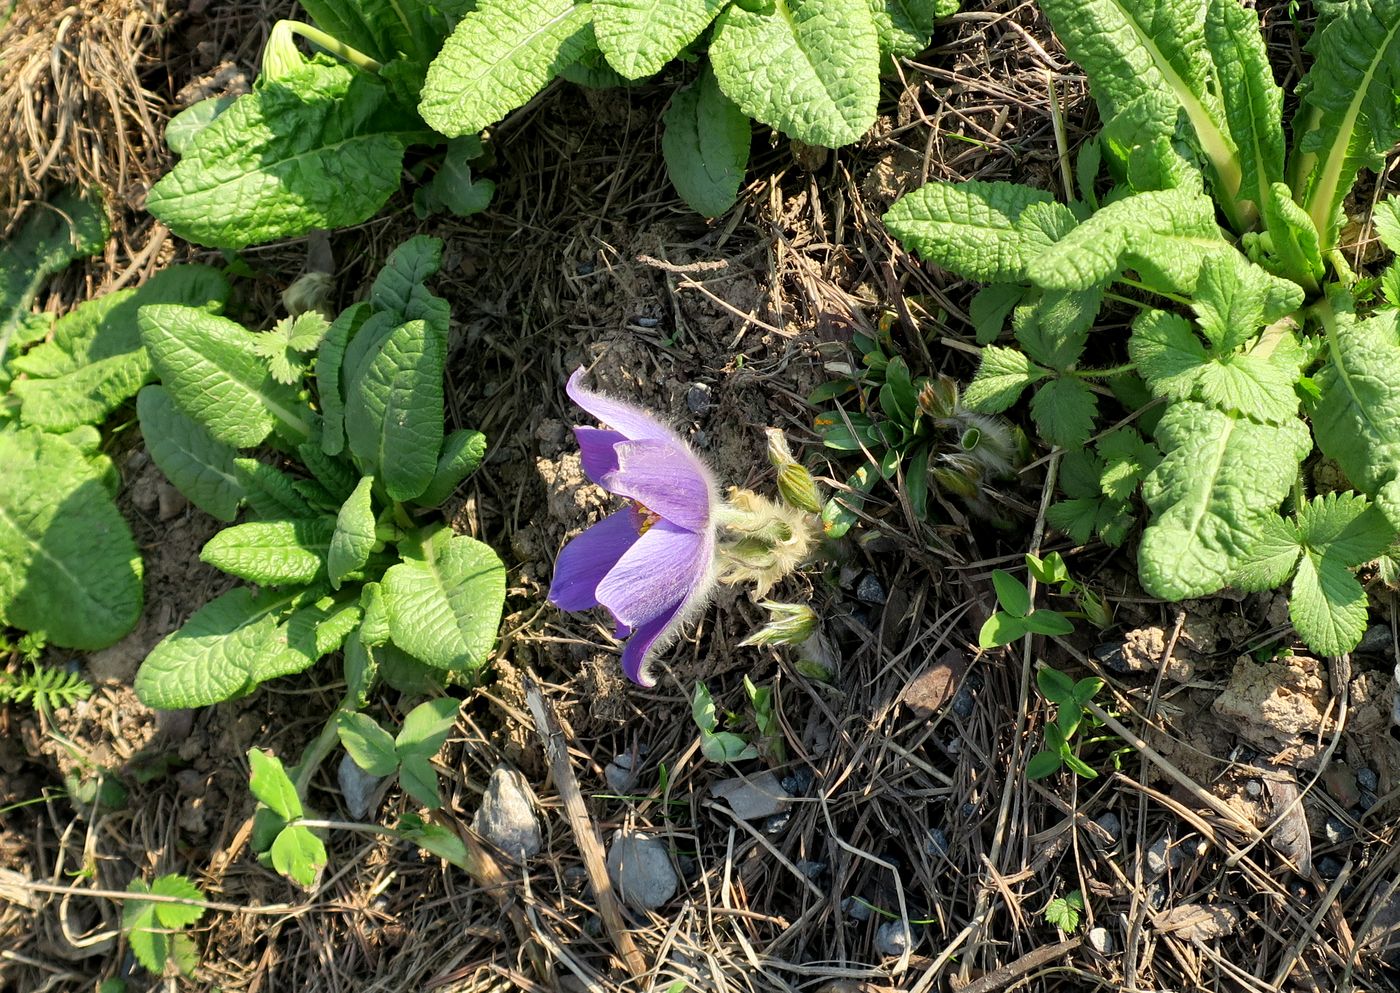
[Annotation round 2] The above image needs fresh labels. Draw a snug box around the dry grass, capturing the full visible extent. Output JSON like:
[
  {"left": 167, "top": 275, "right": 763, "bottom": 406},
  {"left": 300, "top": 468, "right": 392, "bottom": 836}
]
[{"left": 3, "top": 1, "right": 1400, "bottom": 992}]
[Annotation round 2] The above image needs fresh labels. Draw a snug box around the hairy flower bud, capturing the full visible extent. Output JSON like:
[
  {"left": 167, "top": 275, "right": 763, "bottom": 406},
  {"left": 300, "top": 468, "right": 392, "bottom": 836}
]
[
  {"left": 766, "top": 428, "right": 822, "bottom": 513},
  {"left": 281, "top": 272, "right": 334, "bottom": 318},
  {"left": 917, "top": 374, "right": 959, "bottom": 419},
  {"left": 740, "top": 601, "right": 820, "bottom": 647},
  {"left": 715, "top": 489, "right": 819, "bottom": 596}
]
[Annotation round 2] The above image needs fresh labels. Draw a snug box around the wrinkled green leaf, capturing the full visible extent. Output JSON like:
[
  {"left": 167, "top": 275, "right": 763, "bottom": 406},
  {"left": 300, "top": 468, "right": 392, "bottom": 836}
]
[
  {"left": 346, "top": 319, "right": 445, "bottom": 501},
  {"left": 414, "top": 429, "right": 488, "bottom": 507},
  {"left": 662, "top": 65, "right": 750, "bottom": 218},
  {"left": 137, "top": 385, "right": 245, "bottom": 522},
  {"left": 884, "top": 181, "right": 1056, "bottom": 282},
  {"left": 329, "top": 476, "right": 376, "bottom": 589},
  {"left": 200, "top": 519, "right": 336, "bottom": 585},
  {"left": 594, "top": 0, "right": 725, "bottom": 78},
  {"left": 381, "top": 531, "right": 506, "bottom": 671}
]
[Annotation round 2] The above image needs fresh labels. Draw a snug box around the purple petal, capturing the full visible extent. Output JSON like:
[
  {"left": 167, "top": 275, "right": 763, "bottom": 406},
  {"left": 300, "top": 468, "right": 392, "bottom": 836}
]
[
  {"left": 548, "top": 510, "right": 641, "bottom": 612},
  {"left": 596, "top": 520, "right": 711, "bottom": 629},
  {"left": 574, "top": 426, "right": 624, "bottom": 485},
  {"left": 602, "top": 439, "right": 713, "bottom": 532},
  {"left": 618, "top": 607, "right": 679, "bottom": 687},
  {"left": 567, "top": 368, "right": 675, "bottom": 442}
]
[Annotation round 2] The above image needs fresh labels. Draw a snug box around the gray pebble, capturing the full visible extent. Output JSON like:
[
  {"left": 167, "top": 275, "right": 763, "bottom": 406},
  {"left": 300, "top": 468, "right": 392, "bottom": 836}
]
[
  {"left": 635, "top": 315, "right": 661, "bottom": 328},
  {"left": 605, "top": 753, "right": 639, "bottom": 794},
  {"left": 1094, "top": 811, "right": 1122, "bottom": 843},
  {"left": 685, "top": 382, "right": 713, "bottom": 415},
  {"left": 763, "top": 811, "right": 792, "bottom": 834},
  {"left": 1087, "top": 926, "right": 1113, "bottom": 955},
  {"left": 925, "top": 828, "right": 950, "bottom": 857},
  {"left": 951, "top": 684, "right": 975, "bottom": 718},
  {"left": 606, "top": 831, "right": 678, "bottom": 910},
  {"left": 1093, "top": 642, "right": 1130, "bottom": 674},
  {"left": 472, "top": 765, "right": 543, "bottom": 861},
  {"left": 796, "top": 859, "right": 827, "bottom": 881},
  {"left": 1359, "top": 789, "right": 1379, "bottom": 813},
  {"left": 1325, "top": 816, "right": 1354, "bottom": 846},
  {"left": 337, "top": 754, "right": 384, "bottom": 820},
  {"left": 1245, "top": 780, "right": 1262, "bottom": 798},
  {"left": 780, "top": 766, "right": 814, "bottom": 796},
  {"left": 1359, "top": 767, "right": 1380, "bottom": 793},
  {"left": 874, "top": 920, "right": 917, "bottom": 957},
  {"left": 1316, "top": 855, "right": 1345, "bottom": 880},
  {"left": 1358, "top": 624, "right": 1392, "bottom": 654},
  {"left": 856, "top": 573, "right": 888, "bottom": 605},
  {"left": 944, "top": 736, "right": 963, "bottom": 758},
  {"left": 842, "top": 896, "right": 872, "bottom": 921},
  {"left": 712, "top": 771, "right": 790, "bottom": 821},
  {"left": 1145, "top": 834, "right": 1183, "bottom": 877}
]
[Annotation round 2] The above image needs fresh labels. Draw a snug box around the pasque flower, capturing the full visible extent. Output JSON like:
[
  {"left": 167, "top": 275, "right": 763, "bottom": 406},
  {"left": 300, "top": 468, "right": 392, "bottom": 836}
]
[{"left": 548, "top": 369, "right": 719, "bottom": 686}]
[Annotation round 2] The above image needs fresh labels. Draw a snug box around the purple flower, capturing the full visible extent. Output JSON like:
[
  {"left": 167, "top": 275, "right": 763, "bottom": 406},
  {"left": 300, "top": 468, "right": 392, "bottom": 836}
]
[{"left": 548, "top": 369, "right": 718, "bottom": 687}]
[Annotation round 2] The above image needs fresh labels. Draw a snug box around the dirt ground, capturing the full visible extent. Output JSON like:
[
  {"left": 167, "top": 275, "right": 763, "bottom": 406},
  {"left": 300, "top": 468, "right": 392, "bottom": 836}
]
[{"left": 4, "top": 1, "right": 1400, "bottom": 991}]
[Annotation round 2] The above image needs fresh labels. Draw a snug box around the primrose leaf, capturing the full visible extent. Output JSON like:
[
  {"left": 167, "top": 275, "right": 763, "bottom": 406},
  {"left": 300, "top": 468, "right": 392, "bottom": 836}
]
[
  {"left": 869, "top": 0, "right": 957, "bottom": 58},
  {"left": 270, "top": 825, "right": 326, "bottom": 889},
  {"left": 415, "top": 136, "right": 496, "bottom": 219},
  {"left": 318, "top": 302, "right": 368, "bottom": 458},
  {"left": 135, "top": 588, "right": 321, "bottom": 708},
  {"left": 147, "top": 61, "right": 412, "bottom": 249},
  {"left": 336, "top": 711, "right": 400, "bottom": 777},
  {"left": 962, "top": 345, "right": 1051, "bottom": 413},
  {"left": 1028, "top": 188, "right": 1228, "bottom": 294},
  {"left": 1311, "top": 310, "right": 1400, "bottom": 527},
  {"left": 884, "top": 181, "right": 1057, "bottom": 282},
  {"left": 662, "top": 65, "right": 750, "bottom": 218},
  {"left": 1139, "top": 401, "right": 1310, "bottom": 600},
  {"left": 414, "top": 429, "right": 489, "bottom": 507},
  {"left": 200, "top": 519, "right": 336, "bottom": 585},
  {"left": 139, "top": 305, "right": 313, "bottom": 447},
  {"left": 381, "top": 532, "right": 506, "bottom": 672},
  {"left": 1373, "top": 198, "right": 1400, "bottom": 255},
  {"left": 1260, "top": 181, "right": 1325, "bottom": 287},
  {"left": 1203, "top": 0, "right": 1284, "bottom": 217},
  {"left": 1036, "top": 0, "right": 1236, "bottom": 210},
  {"left": 710, "top": 0, "right": 880, "bottom": 148},
  {"left": 233, "top": 459, "right": 316, "bottom": 520},
  {"left": 593, "top": 0, "right": 725, "bottom": 78},
  {"left": 1029, "top": 377, "right": 1097, "bottom": 449},
  {"left": 248, "top": 748, "right": 302, "bottom": 820},
  {"left": 0, "top": 428, "right": 141, "bottom": 650},
  {"left": 12, "top": 265, "right": 229, "bottom": 432},
  {"left": 1289, "top": 0, "right": 1400, "bottom": 252},
  {"left": 369, "top": 236, "right": 450, "bottom": 336},
  {"left": 166, "top": 95, "right": 236, "bottom": 155},
  {"left": 345, "top": 319, "right": 445, "bottom": 501},
  {"left": 137, "top": 385, "right": 245, "bottom": 523},
  {"left": 419, "top": 0, "right": 593, "bottom": 138},
  {"left": 1, "top": 190, "right": 107, "bottom": 357},
  {"left": 329, "top": 476, "right": 377, "bottom": 590}
]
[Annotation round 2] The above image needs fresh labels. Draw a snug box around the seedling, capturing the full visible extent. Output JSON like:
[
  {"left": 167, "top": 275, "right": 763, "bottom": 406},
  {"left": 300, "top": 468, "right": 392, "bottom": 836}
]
[
  {"left": 122, "top": 874, "right": 206, "bottom": 977},
  {"left": 692, "top": 682, "right": 758, "bottom": 763},
  {"left": 1043, "top": 889, "right": 1085, "bottom": 933},
  {"left": 1028, "top": 667, "right": 1103, "bottom": 780},
  {"left": 979, "top": 568, "right": 1075, "bottom": 649}
]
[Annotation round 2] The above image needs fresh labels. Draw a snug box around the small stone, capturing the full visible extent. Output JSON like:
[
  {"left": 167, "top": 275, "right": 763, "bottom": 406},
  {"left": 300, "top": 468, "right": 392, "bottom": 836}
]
[
  {"left": 712, "top": 771, "right": 790, "bottom": 820},
  {"left": 472, "top": 765, "right": 543, "bottom": 861},
  {"left": 856, "top": 573, "right": 888, "bottom": 605},
  {"left": 157, "top": 482, "right": 188, "bottom": 521},
  {"left": 1358, "top": 767, "right": 1380, "bottom": 793},
  {"left": 796, "top": 859, "right": 827, "bottom": 881},
  {"left": 685, "top": 383, "right": 713, "bottom": 415},
  {"left": 951, "top": 684, "right": 975, "bottom": 719},
  {"left": 1358, "top": 625, "right": 1392, "bottom": 655},
  {"left": 924, "top": 828, "right": 949, "bottom": 857},
  {"left": 874, "top": 920, "right": 916, "bottom": 957},
  {"left": 842, "top": 896, "right": 872, "bottom": 921},
  {"left": 337, "top": 754, "right": 383, "bottom": 820},
  {"left": 1359, "top": 790, "right": 1379, "bottom": 813},
  {"left": 944, "top": 736, "right": 963, "bottom": 758},
  {"left": 780, "top": 766, "right": 814, "bottom": 796},
  {"left": 1324, "top": 762, "right": 1361, "bottom": 808},
  {"left": 1324, "top": 816, "right": 1354, "bottom": 846},
  {"left": 1145, "top": 834, "right": 1184, "bottom": 877},
  {"left": 1316, "top": 855, "right": 1345, "bottom": 881},
  {"left": 1092, "top": 642, "right": 1130, "bottom": 674},
  {"left": 605, "top": 753, "right": 639, "bottom": 794},
  {"left": 606, "top": 831, "right": 678, "bottom": 910},
  {"left": 762, "top": 812, "right": 792, "bottom": 834},
  {"left": 1245, "top": 780, "right": 1263, "bottom": 798},
  {"left": 635, "top": 315, "right": 661, "bottom": 328},
  {"left": 1087, "top": 927, "right": 1113, "bottom": 955},
  {"left": 1094, "top": 812, "right": 1122, "bottom": 843}
]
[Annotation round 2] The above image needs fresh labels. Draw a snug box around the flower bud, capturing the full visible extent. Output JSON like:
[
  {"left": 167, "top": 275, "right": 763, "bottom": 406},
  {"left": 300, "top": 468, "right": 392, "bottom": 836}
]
[
  {"left": 281, "top": 272, "right": 334, "bottom": 318},
  {"left": 931, "top": 460, "right": 981, "bottom": 500},
  {"left": 740, "top": 601, "right": 820, "bottom": 647},
  {"left": 917, "top": 374, "right": 959, "bottom": 419},
  {"left": 796, "top": 630, "right": 840, "bottom": 681},
  {"left": 766, "top": 428, "right": 823, "bottom": 513},
  {"left": 261, "top": 21, "right": 306, "bottom": 81},
  {"left": 1078, "top": 588, "right": 1114, "bottom": 630}
]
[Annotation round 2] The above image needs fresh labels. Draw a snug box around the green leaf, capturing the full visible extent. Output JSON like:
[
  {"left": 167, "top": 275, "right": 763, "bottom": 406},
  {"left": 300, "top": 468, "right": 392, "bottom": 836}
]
[
  {"left": 1036, "top": 666, "right": 1076, "bottom": 706},
  {"left": 1290, "top": 553, "right": 1367, "bottom": 658},
  {"left": 1037, "top": 0, "right": 1240, "bottom": 217},
  {"left": 1029, "top": 377, "right": 1097, "bottom": 448},
  {"left": 962, "top": 345, "right": 1051, "bottom": 413},
  {"left": 662, "top": 65, "right": 750, "bottom": 218},
  {"left": 1097, "top": 426, "right": 1160, "bottom": 503},
  {"left": 1374, "top": 198, "right": 1400, "bottom": 255},
  {"left": 139, "top": 304, "right": 312, "bottom": 447},
  {"left": 593, "top": 0, "right": 725, "bottom": 78},
  {"left": 200, "top": 519, "right": 336, "bottom": 585},
  {"left": 1028, "top": 188, "right": 1228, "bottom": 294},
  {"left": 137, "top": 385, "right": 244, "bottom": 522},
  {"left": 0, "top": 428, "right": 141, "bottom": 650},
  {"left": 701, "top": 729, "right": 758, "bottom": 763},
  {"left": 710, "top": 0, "right": 880, "bottom": 148},
  {"left": 253, "top": 313, "right": 329, "bottom": 385},
  {"left": 122, "top": 885, "right": 167, "bottom": 974},
  {"left": 297, "top": 0, "right": 449, "bottom": 65},
  {"left": 396, "top": 697, "right": 459, "bottom": 808},
  {"left": 329, "top": 476, "right": 377, "bottom": 590},
  {"left": 134, "top": 588, "right": 320, "bottom": 708},
  {"left": 248, "top": 748, "right": 302, "bottom": 820},
  {"left": 318, "top": 302, "right": 368, "bottom": 458},
  {"left": 415, "top": 429, "right": 488, "bottom": 507},
  {"left": 1044, "top": 891, "right": 1083, "bottom": 931},
  {"left": 368, "top": 236, "right": 450, "bottom": 335},
  {"left": 978, "top": 611, "right": 1028, "bottom": 648},
  {"left": 382, "top": 532, "right": 505, "bottom": 671},
  {"left": 147, "top": 61, "right": 412, "bottom": 249},
  {"left": 166, "top": 94, "right": 237, "bottom": 156},
  {"left": 1062, "top": 751, "right": 1098, "bottom": 779},
  {"left": 1190, "top": 253, "right": 1303, "bottom": 352},
  {"left": 1231, "top": 513, "right": 1303, "bottom": 592},
  {"left": 1139, "top": 401, "right": 1310, "bottom": 600},
  {"left": 395, "top": 812, "right": 470, "bottom": 866},
  {"left": 234, "top": 458, "right": 316, "bottom": 519},
  {"left": 884, "top": 181, "right": 1057, "bottom": 282},
  {"left": 414, "top": 136, "right": 496, "bottom": 219},
  {"left": 336, "top": 710, "right": 400, "bottom": 777},
  {"left": 1026, "top": 551, "right": 1070, "bottom": 587},
  {"left": 1024, "top": 609, "right": 1075, "bottom": 637},
  {"left": 869, "top": 0, "right": 956, "bottom": 58},
  {"left": 691, "top": 681, "right": 718, "bottom": 732},
  {"left": 419, "top": 0, "right": 594, "bottom": 138},
  {"left": 991, "top": 569, "right": 1031, "bottom": 617},
  {"left": 1260, "top": 181, "right": 1325, "bottom": 287},
  {"left": 1, "top": 190, "right": 107, "bottom": 357},
  {"left": 1289, "top": 0, "right": 1400, "bottom": 252},
  {"left": 1312, "top": 309, "right": 1400, "bottom": 525},
  {"left": 1012, "top": 288, "right": 1099, "bottom": 371},
  {"left": 1025, "top": 751, "right": 1063, "bottom": 780},
  {"left": 270, "top": 824, "right": 326, "bottom": 889},
  {"left": 1203, "top": 0, "right": 1284, "bottom": 218},
  {"left": 969, "top": 284, "right": 1025, "bottom": 344},
  {"left": 345, "top": 319, "right": 445, "bottom": 501}
]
